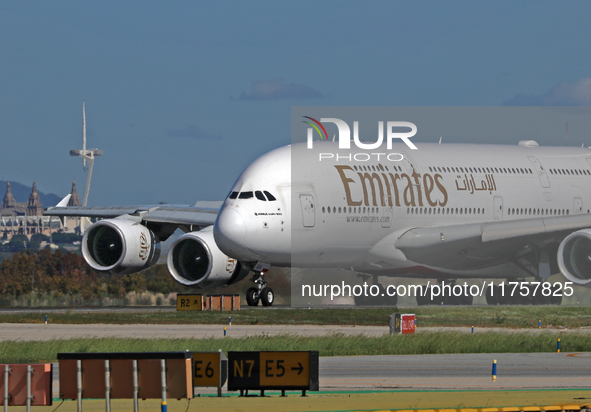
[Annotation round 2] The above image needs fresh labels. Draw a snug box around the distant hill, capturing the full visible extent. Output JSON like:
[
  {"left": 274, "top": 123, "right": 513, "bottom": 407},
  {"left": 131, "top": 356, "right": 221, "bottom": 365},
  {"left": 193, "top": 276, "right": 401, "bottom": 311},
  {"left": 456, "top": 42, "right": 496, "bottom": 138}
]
[{"left": 0, "top": 180, "right": 61, "bottom": 208}]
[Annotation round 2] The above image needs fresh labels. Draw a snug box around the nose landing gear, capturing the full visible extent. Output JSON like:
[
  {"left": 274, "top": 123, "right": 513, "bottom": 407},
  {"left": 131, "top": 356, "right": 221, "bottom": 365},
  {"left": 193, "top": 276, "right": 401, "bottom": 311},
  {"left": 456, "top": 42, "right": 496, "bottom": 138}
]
[{"left": 246, "top": 272, "right": 274, "bottom": 307}]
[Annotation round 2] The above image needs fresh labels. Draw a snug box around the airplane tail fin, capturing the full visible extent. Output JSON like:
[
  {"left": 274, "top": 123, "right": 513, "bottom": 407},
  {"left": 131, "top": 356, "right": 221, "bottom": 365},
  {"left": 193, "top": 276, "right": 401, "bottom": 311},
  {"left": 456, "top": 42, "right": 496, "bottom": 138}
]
[{"left": 56, "top": 194, "right": 72, "bottom": 208}]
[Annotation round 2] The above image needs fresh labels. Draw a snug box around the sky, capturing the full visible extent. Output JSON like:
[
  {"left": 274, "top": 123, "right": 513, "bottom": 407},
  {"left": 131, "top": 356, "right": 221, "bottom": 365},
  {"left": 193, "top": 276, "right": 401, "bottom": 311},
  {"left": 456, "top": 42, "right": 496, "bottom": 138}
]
[{"left": 1, "top": 0, "right": 591, "bottom": 206}]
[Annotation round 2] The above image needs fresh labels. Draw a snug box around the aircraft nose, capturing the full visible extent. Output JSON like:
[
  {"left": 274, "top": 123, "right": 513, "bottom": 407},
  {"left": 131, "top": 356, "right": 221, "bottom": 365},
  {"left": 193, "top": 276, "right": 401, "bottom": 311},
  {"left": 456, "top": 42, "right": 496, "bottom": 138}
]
[{"left": 214, "top": 208, "right": 247, "bottom": 257}]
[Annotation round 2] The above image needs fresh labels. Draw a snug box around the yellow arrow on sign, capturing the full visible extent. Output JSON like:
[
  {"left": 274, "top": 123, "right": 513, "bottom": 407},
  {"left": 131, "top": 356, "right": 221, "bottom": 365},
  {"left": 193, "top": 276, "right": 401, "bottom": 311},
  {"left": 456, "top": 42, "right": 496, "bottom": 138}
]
[{"left": 260, "top": 352, "right": 309, "bottom": 387}]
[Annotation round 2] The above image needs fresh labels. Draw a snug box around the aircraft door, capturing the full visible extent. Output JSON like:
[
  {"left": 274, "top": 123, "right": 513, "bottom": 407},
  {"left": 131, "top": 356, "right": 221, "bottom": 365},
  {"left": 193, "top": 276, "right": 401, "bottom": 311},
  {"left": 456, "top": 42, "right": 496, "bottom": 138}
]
[
  {"left": 527, "top": 156, "right": 551, "bottom": 188},
  {"left": 381, "top": 206, "right": 392, "bottom": 228},
  {"left": 299, "top": 194, "right": 315, "bottom": 227},
  {"left": 574, "top": 197, "right": 583, "bottom": 214},
  {"left": 398, "top": 151, "right": 418, "bottom": 175},
  {"left": 493, "top": 196, "right": 503, "bottom": 221}
]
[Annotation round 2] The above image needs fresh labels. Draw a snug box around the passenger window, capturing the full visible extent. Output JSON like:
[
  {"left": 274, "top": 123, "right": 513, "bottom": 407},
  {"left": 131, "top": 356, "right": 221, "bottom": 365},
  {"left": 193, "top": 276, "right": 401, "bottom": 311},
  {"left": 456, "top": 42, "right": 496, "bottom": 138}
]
[
  {"left": 239, "top": 191, "right": 253, "bottom": 199},
  {"left": 255, "top": 191, "right": 266, "bottom": 201},
  {"left": 229, "top": 191, "right": 238, "bottom": 199},
  {"left": 263, "top": 191, "right": 277, "bottom": 201}
]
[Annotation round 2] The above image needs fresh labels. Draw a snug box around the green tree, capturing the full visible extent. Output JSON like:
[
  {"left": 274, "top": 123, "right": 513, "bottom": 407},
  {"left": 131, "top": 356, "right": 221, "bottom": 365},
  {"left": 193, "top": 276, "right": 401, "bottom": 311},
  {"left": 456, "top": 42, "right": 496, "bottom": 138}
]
[
  {"left": 144, "top": 264, "right": 177, "bottom": 294},
  {"left": 123, "top": 273, "right": 147, "bottom": 294},
  {"left": 51, "top": 233, "right": 81, "bottom": 244},
  {"left": 31, "top": 233, "right": 49, "bottom": 243}
]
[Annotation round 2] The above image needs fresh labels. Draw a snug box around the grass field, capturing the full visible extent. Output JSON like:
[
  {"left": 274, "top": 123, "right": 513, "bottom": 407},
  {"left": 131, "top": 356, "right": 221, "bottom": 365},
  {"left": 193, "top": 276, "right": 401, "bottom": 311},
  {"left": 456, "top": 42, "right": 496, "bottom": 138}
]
[
  {"left": 0, "top": 331, "right": 587, "bottom": 363},
  {"left": 2, "top": 306, "right": 591, "bottom": 328}
]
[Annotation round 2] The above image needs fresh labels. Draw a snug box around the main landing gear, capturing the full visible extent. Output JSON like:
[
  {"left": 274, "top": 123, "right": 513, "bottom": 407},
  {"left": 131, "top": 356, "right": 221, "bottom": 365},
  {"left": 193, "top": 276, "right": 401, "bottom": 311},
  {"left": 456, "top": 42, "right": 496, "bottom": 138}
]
[{"left": 246, "top": 272, "right": 274, "bottom": 307}]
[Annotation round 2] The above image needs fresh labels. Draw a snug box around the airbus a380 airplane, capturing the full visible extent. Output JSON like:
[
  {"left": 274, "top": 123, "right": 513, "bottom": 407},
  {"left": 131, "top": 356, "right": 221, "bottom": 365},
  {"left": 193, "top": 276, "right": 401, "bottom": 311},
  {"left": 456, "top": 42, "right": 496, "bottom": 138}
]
[{"left": 45, "top": 140, "right": 591, "bottom": 307}]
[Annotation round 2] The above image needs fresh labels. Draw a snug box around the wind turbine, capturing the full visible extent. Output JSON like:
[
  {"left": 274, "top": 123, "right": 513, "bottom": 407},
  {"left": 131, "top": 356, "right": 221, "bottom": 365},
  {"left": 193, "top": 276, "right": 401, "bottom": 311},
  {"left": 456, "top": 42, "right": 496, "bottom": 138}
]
[{"left": 69, "top": 101, "right": 103, "bottom": 206}]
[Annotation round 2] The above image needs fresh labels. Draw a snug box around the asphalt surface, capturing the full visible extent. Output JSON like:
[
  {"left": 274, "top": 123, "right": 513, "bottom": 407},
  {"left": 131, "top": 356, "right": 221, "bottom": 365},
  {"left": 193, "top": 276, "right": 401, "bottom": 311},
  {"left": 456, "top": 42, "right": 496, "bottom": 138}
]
[
  {"left": 320, "top": 352, "right": 591, "bottom": 390},
  {"left": 1, "top": 323, "right": 590, "bottom": 340},
  {"left": 1, "top": 323, "right": 388, "bottom": 340}
]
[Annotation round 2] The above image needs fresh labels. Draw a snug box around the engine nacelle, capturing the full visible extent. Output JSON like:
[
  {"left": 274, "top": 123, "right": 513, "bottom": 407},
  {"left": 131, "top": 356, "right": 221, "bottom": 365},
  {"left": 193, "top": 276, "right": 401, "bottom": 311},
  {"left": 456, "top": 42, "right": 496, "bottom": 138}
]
[
  {"left": 558, "top": 229, "right": 591, "bottom": 285},
  {"left": 167, "top": 228, "right": 249, "bottom": 288},
  {"left": 82, "top": 219, "right": 161, "bottom": 274}
]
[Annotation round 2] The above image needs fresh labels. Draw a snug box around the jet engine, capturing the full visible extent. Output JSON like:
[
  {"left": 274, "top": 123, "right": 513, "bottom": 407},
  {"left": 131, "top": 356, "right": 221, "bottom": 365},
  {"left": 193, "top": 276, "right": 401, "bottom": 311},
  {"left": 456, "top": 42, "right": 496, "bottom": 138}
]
[
  {"left": 82, "top": 219, "right": 161, "bottom": 274},
  {"left": 558, "top": 229, "right": 591, "bottom": 285},
  {"left": 167, "top": 227, "right": 249, "bottom": 288}
]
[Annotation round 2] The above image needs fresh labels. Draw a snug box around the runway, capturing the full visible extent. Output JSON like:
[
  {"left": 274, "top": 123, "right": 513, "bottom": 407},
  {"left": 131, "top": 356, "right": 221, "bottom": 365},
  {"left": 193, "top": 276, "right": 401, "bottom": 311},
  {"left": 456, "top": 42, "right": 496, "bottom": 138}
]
[
  {"left": 320, "top": 352, "right": 591, "bottom": 390},
  {"left": 0, "top": 323, "right": 387, "bottom": 340},
  {"left": 2, "top": 323, "right": 590, "bottom": 341}
]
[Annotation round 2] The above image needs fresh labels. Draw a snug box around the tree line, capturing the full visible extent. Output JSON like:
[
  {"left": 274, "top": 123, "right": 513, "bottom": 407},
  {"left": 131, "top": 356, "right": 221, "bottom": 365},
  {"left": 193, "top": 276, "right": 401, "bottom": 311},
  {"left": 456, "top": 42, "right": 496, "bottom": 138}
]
[
  {"left": 0, "top": 249, "right": 178, "bottom": 299},
  {"left": 0, "top": 249, "right": 290, "bottom": 304}
]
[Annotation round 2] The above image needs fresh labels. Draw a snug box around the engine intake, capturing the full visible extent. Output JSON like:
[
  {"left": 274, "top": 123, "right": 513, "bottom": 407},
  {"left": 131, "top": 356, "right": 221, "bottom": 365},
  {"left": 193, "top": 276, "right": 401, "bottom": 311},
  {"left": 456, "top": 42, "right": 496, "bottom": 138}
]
[
  {"left": 167, "top": 228, "right": 249, "bottom": 288},
  {"left": 82, "top": 219, "right": 160, "bottom": 274},
  {"left": 558, "top": 229, "right": 591, "bottom": 285}
]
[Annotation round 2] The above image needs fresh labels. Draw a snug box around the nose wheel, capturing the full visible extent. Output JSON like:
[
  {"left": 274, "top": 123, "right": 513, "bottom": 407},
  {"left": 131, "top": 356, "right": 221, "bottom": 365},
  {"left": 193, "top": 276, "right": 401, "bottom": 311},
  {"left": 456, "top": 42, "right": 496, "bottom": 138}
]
[{"left": 246, "top": 272, "right": 274, "bottom": 307}]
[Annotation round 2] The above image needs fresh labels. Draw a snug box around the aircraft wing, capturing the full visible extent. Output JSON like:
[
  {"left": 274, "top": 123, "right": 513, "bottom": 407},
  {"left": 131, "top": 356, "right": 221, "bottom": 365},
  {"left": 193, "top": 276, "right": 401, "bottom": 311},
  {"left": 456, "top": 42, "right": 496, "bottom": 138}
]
[
  {"left": 373, "top": 214, "right": 591, "bottom": 273},
  {"left": 44, "top": 200, "right": 222, "bottom": 240}
]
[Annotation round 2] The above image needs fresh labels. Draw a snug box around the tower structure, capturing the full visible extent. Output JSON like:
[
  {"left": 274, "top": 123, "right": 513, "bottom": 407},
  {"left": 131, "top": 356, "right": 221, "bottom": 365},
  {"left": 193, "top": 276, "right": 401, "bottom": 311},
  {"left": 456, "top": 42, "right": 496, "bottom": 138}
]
[
  {"left": 68, "top": 181, "right": 82, "bottom": 207},
  {"left": 3, "top": 182, "right": 16, "bottom": 210},
  {"left": 27, "top": 181, "right": 43, "bottom": 216},
  {"left": 69, "top": 101, "right": 103, "bottom": 206}
]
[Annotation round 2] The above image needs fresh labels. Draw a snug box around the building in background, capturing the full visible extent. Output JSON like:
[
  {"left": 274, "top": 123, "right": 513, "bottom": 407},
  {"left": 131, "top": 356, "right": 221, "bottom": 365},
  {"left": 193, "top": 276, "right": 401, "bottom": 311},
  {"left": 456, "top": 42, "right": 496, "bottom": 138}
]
[{"left": 0, "top": 181, "right": 81, "bottom": 239}]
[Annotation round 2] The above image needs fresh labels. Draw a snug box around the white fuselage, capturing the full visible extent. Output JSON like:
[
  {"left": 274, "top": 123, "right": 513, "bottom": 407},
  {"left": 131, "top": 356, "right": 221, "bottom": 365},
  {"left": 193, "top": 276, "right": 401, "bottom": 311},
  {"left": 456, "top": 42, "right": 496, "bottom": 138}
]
[{"left": 214, "top": 141, "right": 591, "bottom": 279}]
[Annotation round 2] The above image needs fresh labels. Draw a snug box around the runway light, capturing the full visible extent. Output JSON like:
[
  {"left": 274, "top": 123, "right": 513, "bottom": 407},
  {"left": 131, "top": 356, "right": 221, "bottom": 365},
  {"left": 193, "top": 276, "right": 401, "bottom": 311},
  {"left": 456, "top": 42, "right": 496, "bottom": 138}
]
[{"left": 492, "top": 359, "right": 497, "bottom": 381}]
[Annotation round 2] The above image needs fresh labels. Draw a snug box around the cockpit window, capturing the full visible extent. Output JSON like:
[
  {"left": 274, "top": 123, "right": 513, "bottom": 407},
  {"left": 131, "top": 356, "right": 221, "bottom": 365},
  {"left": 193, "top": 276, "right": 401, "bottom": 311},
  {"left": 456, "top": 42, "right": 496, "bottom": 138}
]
[
  {"left": 238, "top": 191, "right": 253, "bottom": 199},
  {"left": 264, "top": 191, "right": 276, "bottom": 201},
  {"left": 255, "top": 191, "right": 266, "bottom": 201},
  {"left": 229, "top": 191, "right": 238, "bottom": 199}
]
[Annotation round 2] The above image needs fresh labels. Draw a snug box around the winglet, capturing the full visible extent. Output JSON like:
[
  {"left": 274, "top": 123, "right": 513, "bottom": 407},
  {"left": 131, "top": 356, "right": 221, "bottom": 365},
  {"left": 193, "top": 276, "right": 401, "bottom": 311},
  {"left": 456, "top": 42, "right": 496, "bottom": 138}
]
[{"left": 56, "top": 194, "right": 71, "bottom": 208}]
